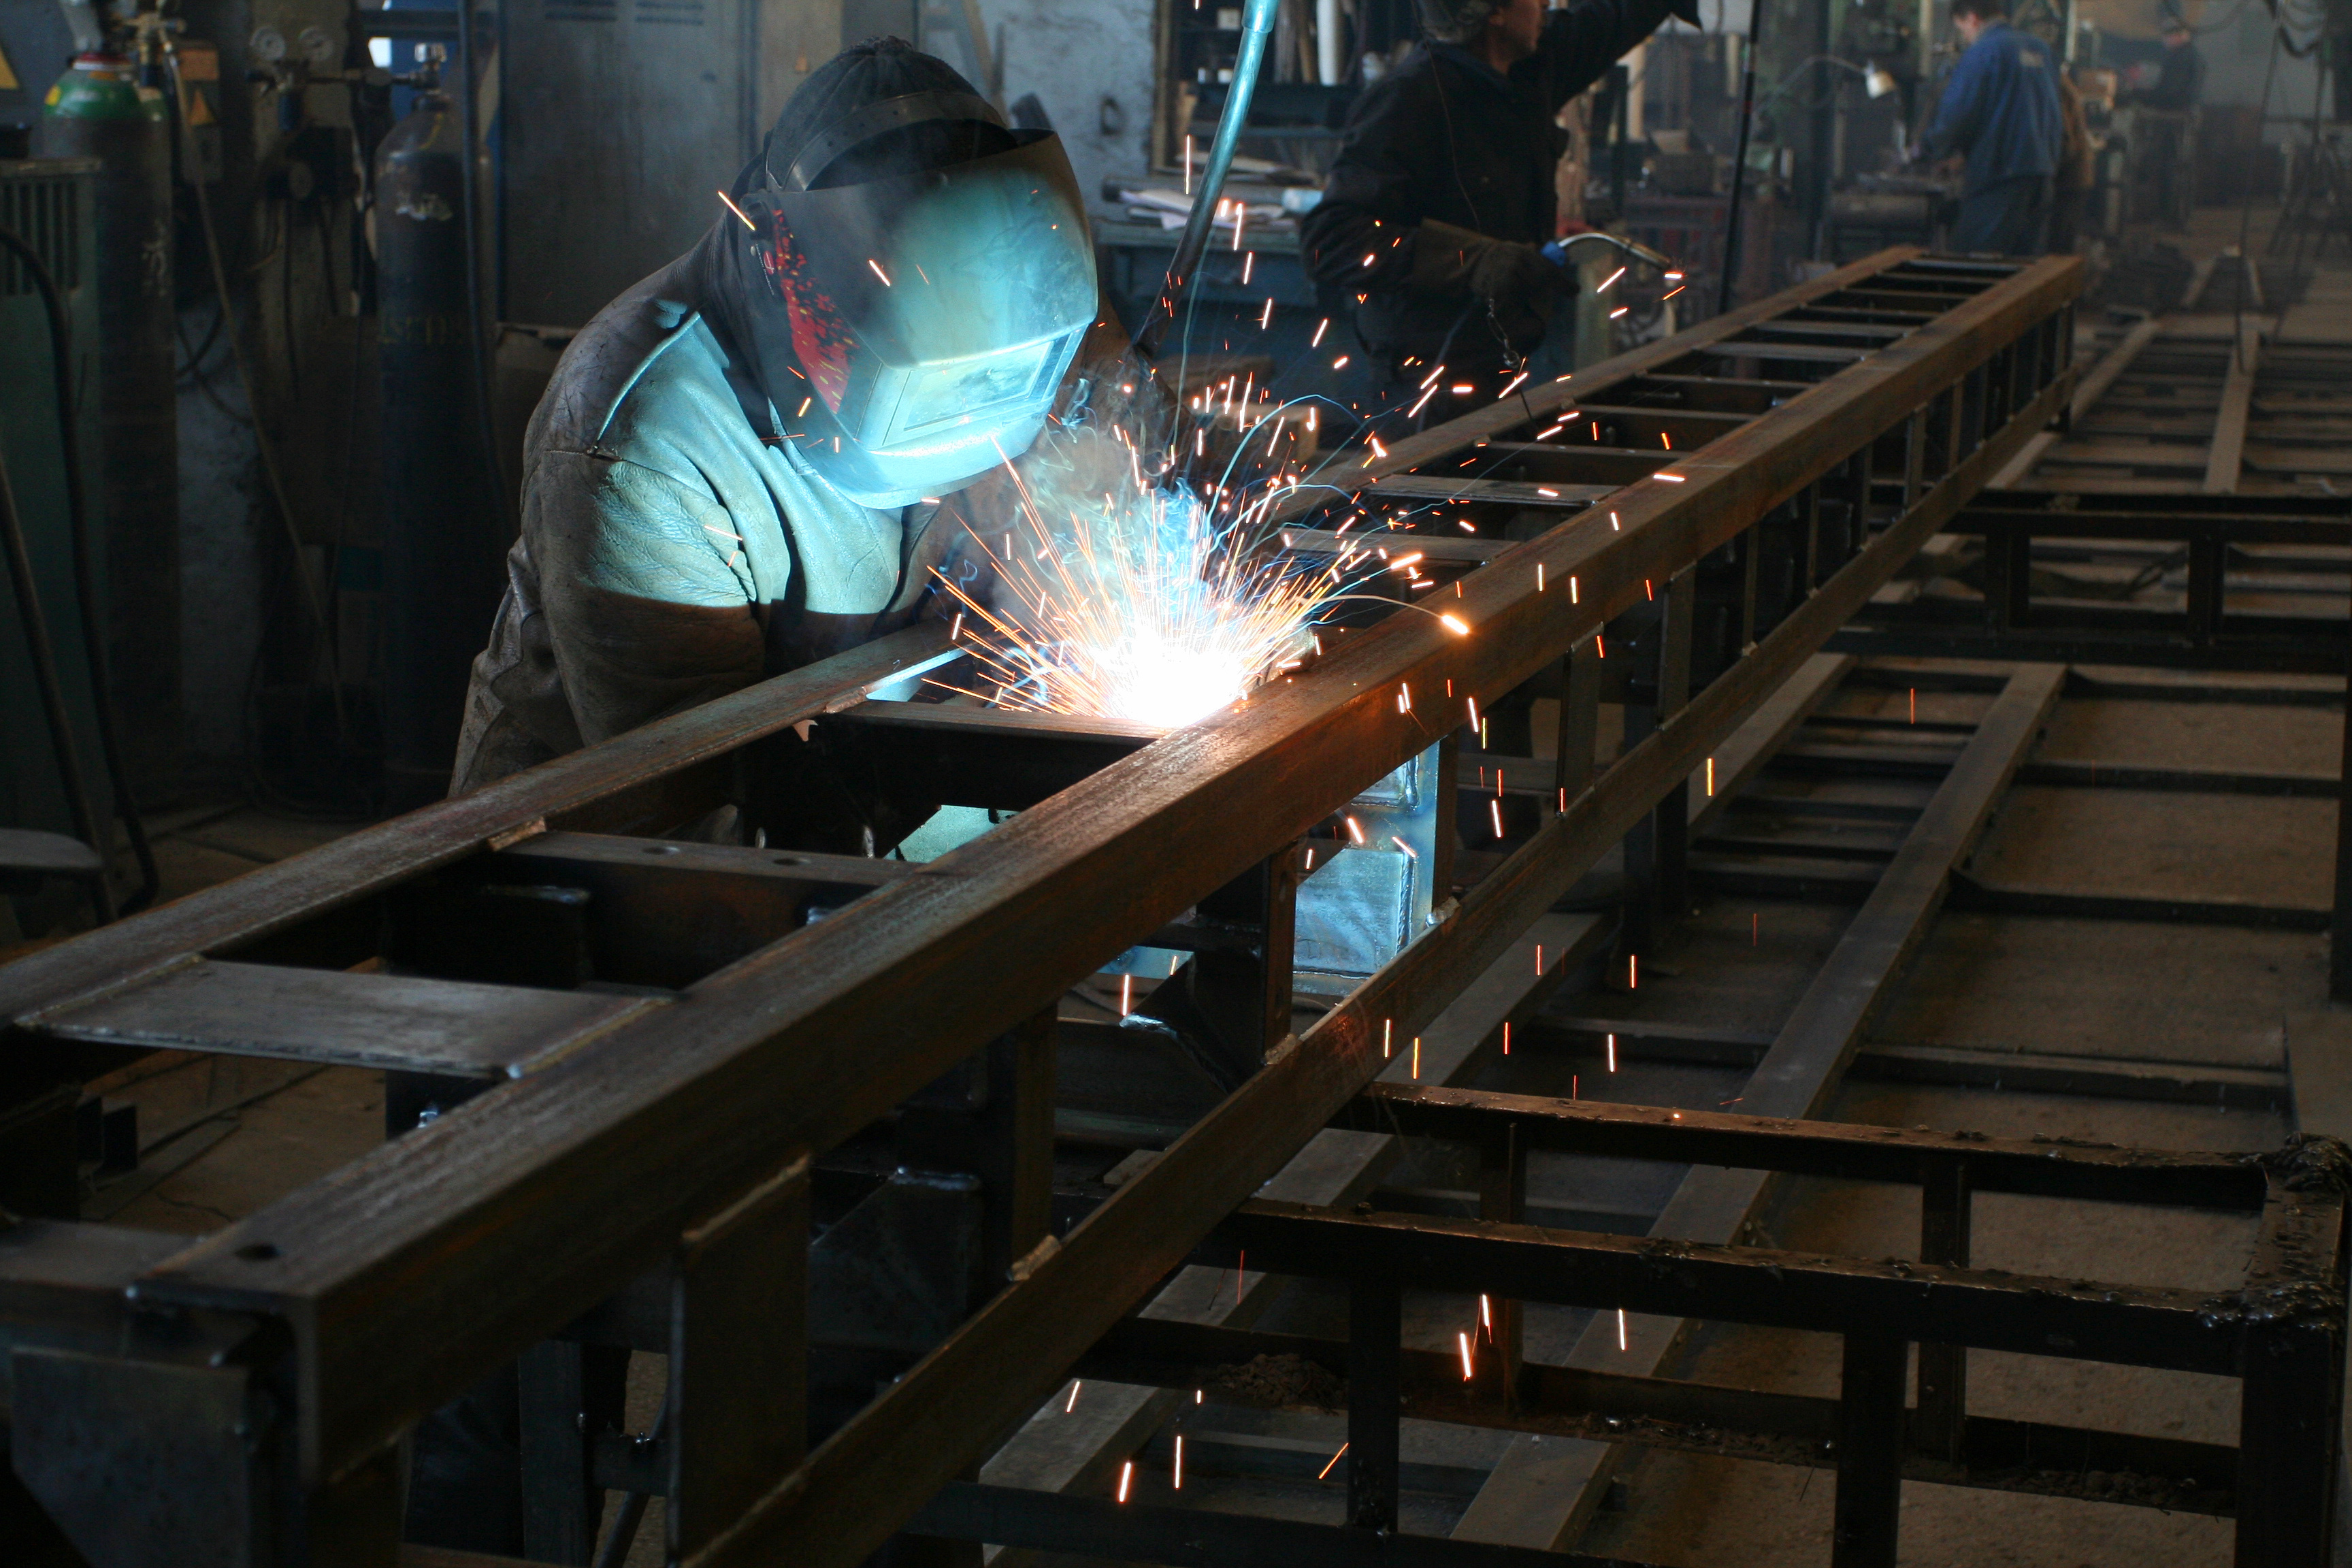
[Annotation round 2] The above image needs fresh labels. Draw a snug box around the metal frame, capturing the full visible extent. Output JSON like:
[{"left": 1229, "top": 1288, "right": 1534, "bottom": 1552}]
[{"left": 0, "top": 248, "right": 2127, "bottom": 1567}]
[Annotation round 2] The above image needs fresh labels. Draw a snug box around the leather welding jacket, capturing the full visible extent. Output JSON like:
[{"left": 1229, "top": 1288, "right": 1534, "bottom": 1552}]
[
  {"left": 1301, "top": 0, "right": 1695, "bottom": 376},
  {"left": 451, "top": 222, "right": 974, "bottom": 806}
]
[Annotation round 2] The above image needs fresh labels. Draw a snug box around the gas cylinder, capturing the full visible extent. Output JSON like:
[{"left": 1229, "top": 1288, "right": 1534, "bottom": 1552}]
[
  {"left": 374, "top": 86, "right": 502, "bottom": 809},
  {"left": 42, "top": 52, "right": 179, "bottom": 790}
]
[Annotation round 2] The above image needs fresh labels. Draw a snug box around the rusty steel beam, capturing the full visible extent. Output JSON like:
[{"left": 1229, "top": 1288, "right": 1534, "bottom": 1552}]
[{"left": 0, "top": 248, "right": 2081, "bottom": 1567}]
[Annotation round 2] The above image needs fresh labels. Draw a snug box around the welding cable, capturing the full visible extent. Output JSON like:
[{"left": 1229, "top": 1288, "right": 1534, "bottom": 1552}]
[
  {"left": 0, "top": 444, "right": 115, "bottom": 923},
  {"left": 1132, "top": 0, "right": 1281, "bottom": 357},
  {"left": 452, "top": 1, "right": 513, "bottom": 529},
  {"left": 590, "top": 1396, "right": 670, "bottom": 1568},
  {"left": 0, "top": 223, "right": 158, "bottom": 915},
  {"left": 1718, "top": 0, "right": 1766, "bottom": 316},
  {"left": 162, "top": 42, "right": 348, "bottom": 732}
]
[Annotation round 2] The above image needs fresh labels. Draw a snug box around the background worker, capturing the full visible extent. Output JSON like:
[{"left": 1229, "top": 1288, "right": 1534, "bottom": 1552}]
[
  {"left": 2125, "top": 12, "right": 2207, "bottom": 112},
  {"left": 1918, "top": 0, "right": 2063, "bottom": 255},
  {"left": 2119, "top": 9, "right": 2204, "bottom": 226},
  {"left": 1302, "top": 0, "right": 1697, "bottom": 403}
]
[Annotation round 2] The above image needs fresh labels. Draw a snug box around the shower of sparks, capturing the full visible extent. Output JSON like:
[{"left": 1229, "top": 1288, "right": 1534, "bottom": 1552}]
[{"left": 931, "top": 425, "right": 1372, "bottom": 730}]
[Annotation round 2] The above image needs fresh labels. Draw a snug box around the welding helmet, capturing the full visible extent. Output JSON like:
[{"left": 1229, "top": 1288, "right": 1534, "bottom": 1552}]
[{"left": 738, "top": 86, "right": 1098, "bottom": 508}]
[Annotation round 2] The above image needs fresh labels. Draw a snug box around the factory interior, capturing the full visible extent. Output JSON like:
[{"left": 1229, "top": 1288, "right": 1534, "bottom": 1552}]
[{"left": 10, "top": 0, "right": 2352, "bottom": 1563}]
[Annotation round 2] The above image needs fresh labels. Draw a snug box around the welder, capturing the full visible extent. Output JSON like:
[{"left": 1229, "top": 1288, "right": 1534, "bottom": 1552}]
[
  {"left": 450, "top": 38, "right": 1097, "bottom": 843},
  {"left": 1301, "top": 0, "right": 1698, "bottom": 400},
  {"left": 1918, "top": 0, "right": 2063, "bottom": 256},
  {"left": 405, "top": 39, "right": 1096, "bottom": 1554}
]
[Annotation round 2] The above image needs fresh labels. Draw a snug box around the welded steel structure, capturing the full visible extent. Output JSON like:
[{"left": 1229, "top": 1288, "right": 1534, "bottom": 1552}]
[{"left": 5, "top": 248, "right": 2345, "bottom": 1567}]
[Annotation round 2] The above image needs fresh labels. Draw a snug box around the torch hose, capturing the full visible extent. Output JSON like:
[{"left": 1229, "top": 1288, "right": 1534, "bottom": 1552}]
[
  {"left": 0, "top": 221, "right": 157, "bottom": 915},
  {"left": 1132, "top": 0, "right": 1281, "bottom": 357}
]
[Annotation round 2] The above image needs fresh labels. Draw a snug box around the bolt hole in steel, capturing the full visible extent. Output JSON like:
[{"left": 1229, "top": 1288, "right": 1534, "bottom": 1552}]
[
  {"left": 644, "top": 845, "right": 681, "bottom": 855},
  {"left": 774, "top": 856, "right": 807, "bottom": 866},
  {"left": 236, "top": 1243, "right": 280, "bottom": 1262}
]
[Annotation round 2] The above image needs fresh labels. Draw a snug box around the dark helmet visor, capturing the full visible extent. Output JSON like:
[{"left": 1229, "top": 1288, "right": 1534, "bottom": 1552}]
[{"left": 750, "top": 120, "right": 1096, "bottom": 505}]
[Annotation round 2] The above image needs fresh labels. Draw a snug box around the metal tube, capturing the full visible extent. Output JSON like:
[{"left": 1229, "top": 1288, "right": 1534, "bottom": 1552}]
[
  {"left": 1132, "top": 0, "right": 1281, "bottom": 356},
  {"left": 0, "top": 221, "right": 151, "bottom": 916},
  {"left": 0, "top": 444, "right": 114, "bottom": 924},
  {"left": 1720, "top": 0, "right": 1767, "bottom": 316}
]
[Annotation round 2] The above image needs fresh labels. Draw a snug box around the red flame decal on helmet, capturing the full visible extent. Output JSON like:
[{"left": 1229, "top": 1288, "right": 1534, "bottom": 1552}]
[{"left": 764, "top": 213, "right": 852, "bottom": 414}]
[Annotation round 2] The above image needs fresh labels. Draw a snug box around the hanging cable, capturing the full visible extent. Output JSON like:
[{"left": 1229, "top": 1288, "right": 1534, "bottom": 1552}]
[
  {"left": 0, "top": 223, "right": 158, "bottom": 914},
  {"left": 162, "top": 38, "right": 348, "bottom": 737}
]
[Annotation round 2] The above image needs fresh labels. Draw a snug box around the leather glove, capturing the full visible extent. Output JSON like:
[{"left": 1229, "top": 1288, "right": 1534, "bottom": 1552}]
[{"left": 1411, "top": 219, "right": 1571, "bottom": 343}]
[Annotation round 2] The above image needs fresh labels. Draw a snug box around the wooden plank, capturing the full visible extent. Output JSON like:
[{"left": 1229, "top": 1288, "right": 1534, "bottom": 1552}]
[
  {"left": 19, "top": 958, "right": 665, "bottom": 1079},
  {"left": 1990, "top": 315, "right": 2164, "bottom": 488},
  {"left": 1452, "top": 664, "right": 2065, "bottom": 1551},
  {"left": 2204, "top": 319, "right": 2261, "bottom": 494},
  {"left": 86, "top": 257, "right": 2076, "bottom": 1529}
]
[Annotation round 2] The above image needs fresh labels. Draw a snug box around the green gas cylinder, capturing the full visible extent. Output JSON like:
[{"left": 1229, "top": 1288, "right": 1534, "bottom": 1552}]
[{"left": 42, "top": 52, "right": 180, "bottom": 790}]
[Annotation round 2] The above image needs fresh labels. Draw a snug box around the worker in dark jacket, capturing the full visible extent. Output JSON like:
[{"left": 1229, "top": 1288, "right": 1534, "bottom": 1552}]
[
  {"left": 1919, "top": 0, "right": 2063, "bottom": 255},
  {"left": 2119, "top": 14, "right": 2204, "bottom": 226},
  {"left": 2125, "top": 18, "right": 2206, "bottom": 112},
  {"left": 1301, "top": 0, "right": 1696, "bottom": 394}
]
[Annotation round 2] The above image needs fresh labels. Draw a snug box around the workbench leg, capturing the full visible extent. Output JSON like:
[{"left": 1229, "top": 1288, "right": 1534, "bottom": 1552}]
[
  {"left": 1833, "top": 1334, "right": 1906, "bottom": 1568},
  {"left": 1556, "top": 640, "right": 1601, "bottom": 806},
  {"left": 1477, "top": 1123, "right": 1526, "bottom": 1407},
  {"left": 668, "top": 1156, "right": 810, "bottom": 1563},
  {"left": 977, "top": 1009, "right": 1057, "bottom": 1290},
  {"left": 2237, "top": 1317, "right": 2342, "bottom": 1567},
  {"left": 1982, "top": 523, "right": 2031, "bottom": 632},
  {"left": 1914, "top": 1156, "right": 1972, "bottom": 1463},
  {"left": 2185, "top": 532, "right": 2227, "bottom": 644},
  {"left": 1139, "top": 843, "right": 1301, "bottom": 1087},
  {"left": 519, "top": 1342, "right": 596, "bottom": 1565},
  {"left": 1654, "top": 568, "right": 1694, "bottom": 923},
  {"left": 1348, "top": 1277, "right": 1402, "bottom": 1533},
  {"left": 2334, "top": 625, "right": 2352, "bottom": 1002}
]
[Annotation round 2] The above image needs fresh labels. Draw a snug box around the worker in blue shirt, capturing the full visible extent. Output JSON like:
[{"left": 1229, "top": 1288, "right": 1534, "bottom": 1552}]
[{"left": 1919, "top": 0, "right": 2063, "bottom": 255}]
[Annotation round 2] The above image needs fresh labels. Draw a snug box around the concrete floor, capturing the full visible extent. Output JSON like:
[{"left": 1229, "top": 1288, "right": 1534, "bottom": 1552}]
[{"left": 17, "top": 206, "right": 2352, "bottom": 1568}]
